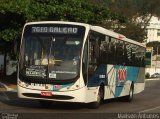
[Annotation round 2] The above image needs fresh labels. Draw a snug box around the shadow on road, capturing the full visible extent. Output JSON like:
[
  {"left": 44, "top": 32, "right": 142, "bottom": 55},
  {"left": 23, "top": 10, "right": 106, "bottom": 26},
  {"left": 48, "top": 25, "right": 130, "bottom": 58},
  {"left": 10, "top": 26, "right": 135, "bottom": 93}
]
[
  {"left": 0, "top": 91, "right": 87, "bottom": 110},
  {"left": 0, "top": 91, "right": 123, "bottom": 111}
]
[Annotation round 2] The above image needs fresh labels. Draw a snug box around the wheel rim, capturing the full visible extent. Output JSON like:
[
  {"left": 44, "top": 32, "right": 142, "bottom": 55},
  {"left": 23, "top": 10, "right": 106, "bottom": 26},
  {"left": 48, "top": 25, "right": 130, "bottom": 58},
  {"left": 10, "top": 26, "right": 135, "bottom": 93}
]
[{"left": 129, "top": 87, "right": 133, "bottom": 100}]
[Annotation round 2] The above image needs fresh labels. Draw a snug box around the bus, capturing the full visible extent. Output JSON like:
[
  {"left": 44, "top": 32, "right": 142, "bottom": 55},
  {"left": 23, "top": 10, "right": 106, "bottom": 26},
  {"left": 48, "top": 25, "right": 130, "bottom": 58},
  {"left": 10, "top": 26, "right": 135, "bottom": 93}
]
[{"left": 18, "top": 21, "right": 145, "bottom": 108}]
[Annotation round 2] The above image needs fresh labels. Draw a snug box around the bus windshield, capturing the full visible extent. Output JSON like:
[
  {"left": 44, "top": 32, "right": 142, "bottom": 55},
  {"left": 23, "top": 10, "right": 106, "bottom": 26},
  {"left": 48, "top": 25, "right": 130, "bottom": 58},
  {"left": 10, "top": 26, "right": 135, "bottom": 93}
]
[{"left": 19, "top": 24, "right": 85, "bottom": 81}]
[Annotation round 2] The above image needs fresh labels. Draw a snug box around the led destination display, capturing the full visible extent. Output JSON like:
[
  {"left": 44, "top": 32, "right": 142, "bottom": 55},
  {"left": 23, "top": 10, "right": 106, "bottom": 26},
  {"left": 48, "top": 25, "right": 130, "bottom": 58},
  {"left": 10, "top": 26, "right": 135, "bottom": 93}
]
[{"left": 32, "top": 27, "right": 78, "bottom": 34}]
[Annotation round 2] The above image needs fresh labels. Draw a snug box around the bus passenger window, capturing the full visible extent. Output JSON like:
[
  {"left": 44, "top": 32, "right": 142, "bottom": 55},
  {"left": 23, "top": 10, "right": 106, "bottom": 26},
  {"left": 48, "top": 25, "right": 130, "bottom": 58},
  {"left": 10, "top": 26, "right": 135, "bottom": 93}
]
[{"left": 89, "top": 39, "right": 97, "bottom": 71}]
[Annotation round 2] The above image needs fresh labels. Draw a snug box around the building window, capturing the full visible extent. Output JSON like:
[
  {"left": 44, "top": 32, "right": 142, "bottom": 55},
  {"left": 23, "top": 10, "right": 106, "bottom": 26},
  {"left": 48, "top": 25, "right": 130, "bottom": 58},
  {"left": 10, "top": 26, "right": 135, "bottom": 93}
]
[{"left": 157, "top": 29, "right": 160, "bottom": 36}]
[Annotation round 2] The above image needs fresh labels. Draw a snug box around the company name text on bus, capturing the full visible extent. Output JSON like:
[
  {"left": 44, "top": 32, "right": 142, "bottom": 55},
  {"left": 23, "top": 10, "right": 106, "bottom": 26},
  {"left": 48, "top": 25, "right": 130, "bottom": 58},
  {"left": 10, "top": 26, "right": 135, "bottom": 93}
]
[{"left": 31, "top": 27, "right": 78, "bottom": 34}]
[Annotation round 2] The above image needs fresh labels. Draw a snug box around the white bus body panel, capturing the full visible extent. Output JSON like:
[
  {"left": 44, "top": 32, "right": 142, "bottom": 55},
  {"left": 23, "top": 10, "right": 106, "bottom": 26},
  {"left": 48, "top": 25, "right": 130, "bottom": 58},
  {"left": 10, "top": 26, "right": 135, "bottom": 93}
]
[{"left": 18, "top": 84, "right": 98, "bottom": 103}]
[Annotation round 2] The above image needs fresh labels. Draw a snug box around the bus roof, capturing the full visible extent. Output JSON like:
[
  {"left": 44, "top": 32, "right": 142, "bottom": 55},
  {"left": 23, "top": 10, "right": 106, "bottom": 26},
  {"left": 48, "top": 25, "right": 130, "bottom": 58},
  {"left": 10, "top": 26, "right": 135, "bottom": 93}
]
[
  {"left": 24, "top": 21, "right": 146, "bottom": 48},
  {"left": 25, "top": 21, "right": 90, "bottom": 27},
  {"left": 91, "top": 25, "right": 146, "bottom": 48}
]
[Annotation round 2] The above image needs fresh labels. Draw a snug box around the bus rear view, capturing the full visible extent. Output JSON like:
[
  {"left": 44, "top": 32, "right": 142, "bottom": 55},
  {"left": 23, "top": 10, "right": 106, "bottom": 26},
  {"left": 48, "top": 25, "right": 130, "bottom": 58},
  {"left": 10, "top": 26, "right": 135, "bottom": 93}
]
[{"left": 18, "top": 22, "right": 88, "bottom": 105}]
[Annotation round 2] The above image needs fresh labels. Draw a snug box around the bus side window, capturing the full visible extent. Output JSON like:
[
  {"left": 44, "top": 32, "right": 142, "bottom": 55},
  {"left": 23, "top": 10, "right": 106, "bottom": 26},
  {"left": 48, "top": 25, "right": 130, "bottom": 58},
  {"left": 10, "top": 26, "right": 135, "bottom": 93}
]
[
  {"left": 88, "top": 33, "right": 100, "bottom": 78},
  {"left": 109, "top": 38, "right": 116, "bottom": 64},
  {"left": 116, "top": 41, "right": 124, "bottom": 65},
  {"left": 100, "top": 36, "right": 109, "bottom": 64},
  {"left": 89, "top": 38, "right": 97, "bottom": 73},
  {"left": 126, "top": 43, "right": 132, "bottom": 66},
  {"left": 131, "top": 45, "right": 136, "bottom": 66},
  {"left": 123, "top": 43, "right": 128, "bottom": 65}
]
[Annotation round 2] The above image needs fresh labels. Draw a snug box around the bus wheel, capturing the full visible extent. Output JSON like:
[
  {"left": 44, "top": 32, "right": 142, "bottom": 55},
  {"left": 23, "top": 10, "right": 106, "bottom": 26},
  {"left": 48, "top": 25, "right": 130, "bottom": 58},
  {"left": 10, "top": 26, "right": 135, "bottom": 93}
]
[
  {"left": 124, "top": 83, "right": 134, "bottom": 102},
  {"left": 89, "top": 86, "right": 104, "bottom": 109},
  {"left": 39, "top": 100, "right": 51, "bottom": 107}
]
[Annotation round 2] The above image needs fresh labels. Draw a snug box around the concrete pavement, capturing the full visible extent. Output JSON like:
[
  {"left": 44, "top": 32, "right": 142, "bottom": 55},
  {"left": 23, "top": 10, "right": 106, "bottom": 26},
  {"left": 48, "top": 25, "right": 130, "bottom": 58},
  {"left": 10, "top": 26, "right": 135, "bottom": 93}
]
[{"left": 0, "top": 82, "right": 17, "bottom": 92}]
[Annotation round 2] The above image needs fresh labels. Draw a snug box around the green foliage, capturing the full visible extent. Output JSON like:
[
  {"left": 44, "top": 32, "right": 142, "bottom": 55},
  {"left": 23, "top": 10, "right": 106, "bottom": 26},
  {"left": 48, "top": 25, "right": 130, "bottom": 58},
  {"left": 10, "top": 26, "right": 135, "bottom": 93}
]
[
  {"left": 115, "top": 22, "right": 146, "bottom": 42},
  {"left": 145, "top": 72, "right": 150, "bottom": 79},
  {"left": 1, "top": 0, "right": 160, "bottom": 44},
  {"left": 103, "top": 0, "right": 160, "bottom": 42},
  {"left": 0, "top": 0, "right": 111, "bottom": 42},
  {"left": 0, "top": 29, "right": 18, "bottom": 42}
]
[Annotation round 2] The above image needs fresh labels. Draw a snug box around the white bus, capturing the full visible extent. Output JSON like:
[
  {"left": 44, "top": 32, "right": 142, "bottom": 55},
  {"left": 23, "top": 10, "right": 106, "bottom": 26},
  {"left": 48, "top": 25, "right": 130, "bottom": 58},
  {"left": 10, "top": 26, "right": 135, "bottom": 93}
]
[{"left": 18, "top": 21, "right": 145, "bottom": 108}]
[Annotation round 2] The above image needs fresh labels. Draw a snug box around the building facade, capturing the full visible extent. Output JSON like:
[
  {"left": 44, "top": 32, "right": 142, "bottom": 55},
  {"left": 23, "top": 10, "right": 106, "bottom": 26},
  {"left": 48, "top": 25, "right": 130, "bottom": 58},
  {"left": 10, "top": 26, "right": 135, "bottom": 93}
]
[{"left": 146, "top": 16, "right": 160, "bottom": 43}]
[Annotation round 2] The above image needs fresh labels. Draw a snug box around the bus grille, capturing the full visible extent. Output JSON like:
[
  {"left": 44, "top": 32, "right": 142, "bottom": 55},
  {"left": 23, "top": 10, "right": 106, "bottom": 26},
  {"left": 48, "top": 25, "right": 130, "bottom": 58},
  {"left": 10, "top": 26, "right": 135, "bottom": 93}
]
[{"left": 22, "top": 93, "right": 74, "bottom": 100}]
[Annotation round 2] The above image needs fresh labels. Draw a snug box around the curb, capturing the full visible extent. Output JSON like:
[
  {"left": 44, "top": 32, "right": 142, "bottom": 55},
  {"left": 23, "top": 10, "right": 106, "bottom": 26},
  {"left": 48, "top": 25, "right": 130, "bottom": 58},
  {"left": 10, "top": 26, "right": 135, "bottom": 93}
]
[
  {"left": 146, "top": 78, "right": 160, "bottom": 81},
  {"left": 0, "top": 82, "right": 16, "bottom": 92}
]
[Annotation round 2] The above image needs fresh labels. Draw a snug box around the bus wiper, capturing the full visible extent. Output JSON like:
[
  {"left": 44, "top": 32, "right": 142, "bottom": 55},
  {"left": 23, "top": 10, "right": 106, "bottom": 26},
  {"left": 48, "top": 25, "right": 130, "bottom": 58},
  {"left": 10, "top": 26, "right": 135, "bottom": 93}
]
[
  {"left": 49, "top": 59, "right": 63, "bottom": 66},
  {"left": 48, "top": 37, "right": 56, "bottom": 64}
]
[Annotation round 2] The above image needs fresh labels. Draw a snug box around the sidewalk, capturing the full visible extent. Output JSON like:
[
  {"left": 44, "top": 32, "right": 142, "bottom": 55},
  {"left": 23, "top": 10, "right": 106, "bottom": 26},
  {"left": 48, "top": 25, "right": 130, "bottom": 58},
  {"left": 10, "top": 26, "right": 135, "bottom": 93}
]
[{"left": 0, "top": 74, "right": 17, "bottom": 91}]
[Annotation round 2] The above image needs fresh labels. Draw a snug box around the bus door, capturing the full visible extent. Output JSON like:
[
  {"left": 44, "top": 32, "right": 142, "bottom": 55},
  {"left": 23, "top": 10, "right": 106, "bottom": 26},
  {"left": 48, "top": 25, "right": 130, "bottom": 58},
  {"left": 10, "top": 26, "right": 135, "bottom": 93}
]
[
  {"left": 88, "top": 35, "right": 99, "bottom": 80},
  {"left": 85, "top": 32, "right": 107, "bottom": 87}
]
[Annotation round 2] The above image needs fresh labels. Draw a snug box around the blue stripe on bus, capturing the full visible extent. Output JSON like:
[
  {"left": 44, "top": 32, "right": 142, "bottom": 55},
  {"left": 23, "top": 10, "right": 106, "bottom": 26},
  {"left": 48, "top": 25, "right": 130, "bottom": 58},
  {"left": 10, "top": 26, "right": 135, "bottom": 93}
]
[
  {"left": 115, "top": 65, "right": 139, "bottom": 97},
  {"left": 87, "top": 64, "right": 107, "bottom": 87},
  {"left": 87, "top": 65, "right": 140, "bottom": 97}
]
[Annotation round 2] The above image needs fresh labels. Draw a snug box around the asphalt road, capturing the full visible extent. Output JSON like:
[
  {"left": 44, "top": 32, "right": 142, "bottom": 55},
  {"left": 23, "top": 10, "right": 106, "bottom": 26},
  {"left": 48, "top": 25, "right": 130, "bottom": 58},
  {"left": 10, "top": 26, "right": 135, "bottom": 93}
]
[{"left": 0, "top": 79, "right": 160, "bottom": 119}]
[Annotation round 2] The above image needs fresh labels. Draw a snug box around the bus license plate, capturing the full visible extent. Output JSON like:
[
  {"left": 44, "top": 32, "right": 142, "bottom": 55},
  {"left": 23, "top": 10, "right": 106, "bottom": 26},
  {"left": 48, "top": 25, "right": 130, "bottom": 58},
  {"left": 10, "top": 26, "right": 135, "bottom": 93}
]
[{"left": 41, "top": 92, "right": 52, "bottom": 96}]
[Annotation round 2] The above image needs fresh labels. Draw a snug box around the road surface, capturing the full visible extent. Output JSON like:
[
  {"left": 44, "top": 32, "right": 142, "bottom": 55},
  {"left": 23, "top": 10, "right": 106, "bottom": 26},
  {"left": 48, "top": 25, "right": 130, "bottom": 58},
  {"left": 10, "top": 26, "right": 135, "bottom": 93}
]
[{"left": 0, "top": 79, "right": 160, "bottom": 119}]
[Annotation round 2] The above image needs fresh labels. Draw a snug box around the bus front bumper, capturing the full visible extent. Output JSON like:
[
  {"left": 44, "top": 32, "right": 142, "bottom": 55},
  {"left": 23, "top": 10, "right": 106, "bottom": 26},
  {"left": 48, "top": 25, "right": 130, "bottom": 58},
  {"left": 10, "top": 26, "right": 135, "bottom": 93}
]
[{"left": 18, "top": 85, "right": 98, "bottom": 103}]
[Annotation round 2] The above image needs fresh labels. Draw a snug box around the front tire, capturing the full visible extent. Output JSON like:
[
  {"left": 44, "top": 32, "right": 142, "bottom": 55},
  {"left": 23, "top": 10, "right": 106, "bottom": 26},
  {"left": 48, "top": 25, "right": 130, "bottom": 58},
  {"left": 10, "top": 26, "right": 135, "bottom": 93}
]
[{"left": 89, "top": 86, "right": 104, "bottom": 109}]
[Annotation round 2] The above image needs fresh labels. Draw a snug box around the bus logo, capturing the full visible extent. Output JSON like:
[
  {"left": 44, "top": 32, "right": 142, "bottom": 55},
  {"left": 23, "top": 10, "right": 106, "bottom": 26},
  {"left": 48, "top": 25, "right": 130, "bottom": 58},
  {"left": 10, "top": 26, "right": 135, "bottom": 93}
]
[
  {"left": 118, "top": 68, "right": 127, "bottom": 86},
  {"left": 54, "top": 85, "right": 62, "bottom": 89}
]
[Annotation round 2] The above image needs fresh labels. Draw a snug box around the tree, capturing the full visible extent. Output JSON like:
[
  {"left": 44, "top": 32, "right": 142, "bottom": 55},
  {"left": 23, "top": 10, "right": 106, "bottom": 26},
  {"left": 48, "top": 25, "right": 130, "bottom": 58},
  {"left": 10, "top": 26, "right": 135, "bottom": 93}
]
[
  {"left": 0, "top": 0, "right": 114, "bottom": 61},
  {"left": 0, "top": 0, "right": 111, "bottom": 42},
  {"left": 2, "top": 0, "right": 160, "bottom": 48},
  {"left": 102, "top": 0, "right": 160, "bottom": 42}
]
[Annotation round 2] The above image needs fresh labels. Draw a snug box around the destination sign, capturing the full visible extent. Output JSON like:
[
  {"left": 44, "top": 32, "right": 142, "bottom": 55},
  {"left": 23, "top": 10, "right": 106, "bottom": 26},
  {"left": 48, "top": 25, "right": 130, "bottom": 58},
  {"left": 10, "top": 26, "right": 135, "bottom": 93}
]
[{"left": 32, "top": 27, "right": 78, "bottom": 34}]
